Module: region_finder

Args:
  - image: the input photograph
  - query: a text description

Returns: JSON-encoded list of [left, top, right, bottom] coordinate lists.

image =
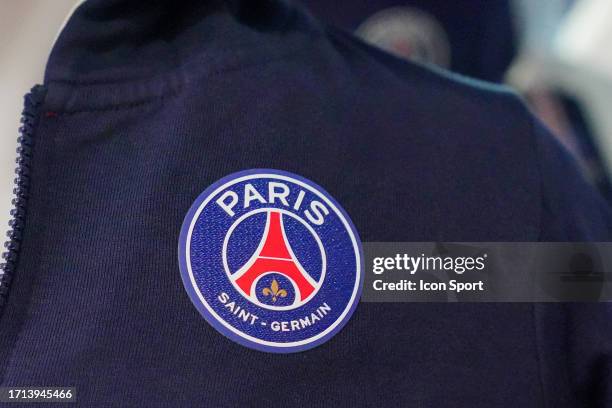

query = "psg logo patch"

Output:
[[178, 169, 363, 353]]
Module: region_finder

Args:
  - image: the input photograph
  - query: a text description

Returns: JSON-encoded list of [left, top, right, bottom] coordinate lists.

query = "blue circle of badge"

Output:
[[178, 169, 363, 353]]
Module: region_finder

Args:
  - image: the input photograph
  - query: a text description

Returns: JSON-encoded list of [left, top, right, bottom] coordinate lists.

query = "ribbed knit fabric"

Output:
[[0, 1, 611, 406]]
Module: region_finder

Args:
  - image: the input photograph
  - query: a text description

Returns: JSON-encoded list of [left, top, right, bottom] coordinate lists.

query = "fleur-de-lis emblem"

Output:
[[262, 279, 287, 303]]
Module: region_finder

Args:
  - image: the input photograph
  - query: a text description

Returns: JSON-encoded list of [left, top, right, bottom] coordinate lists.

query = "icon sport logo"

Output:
[[178, 169, 364, 353]]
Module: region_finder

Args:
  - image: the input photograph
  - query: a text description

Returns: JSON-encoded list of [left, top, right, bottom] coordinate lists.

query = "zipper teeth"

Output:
[[0, 85, 45, 313]]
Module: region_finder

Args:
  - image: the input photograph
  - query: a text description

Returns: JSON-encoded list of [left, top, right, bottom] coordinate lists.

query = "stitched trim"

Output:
[[0, 86, 46, 315]]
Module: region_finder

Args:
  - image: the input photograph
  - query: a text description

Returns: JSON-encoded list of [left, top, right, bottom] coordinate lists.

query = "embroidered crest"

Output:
[[178, 169, 363, 352]]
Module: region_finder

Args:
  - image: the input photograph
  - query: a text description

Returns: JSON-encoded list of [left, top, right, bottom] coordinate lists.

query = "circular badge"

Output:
[[178, 169, 363, 353]]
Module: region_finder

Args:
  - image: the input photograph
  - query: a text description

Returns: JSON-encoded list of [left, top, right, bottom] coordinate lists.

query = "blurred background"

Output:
[[306, 0, 612, 202], [1, 0, 612, 232]]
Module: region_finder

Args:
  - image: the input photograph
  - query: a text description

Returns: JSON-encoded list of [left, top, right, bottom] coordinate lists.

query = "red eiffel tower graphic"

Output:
[[233, 211, 316, 302]]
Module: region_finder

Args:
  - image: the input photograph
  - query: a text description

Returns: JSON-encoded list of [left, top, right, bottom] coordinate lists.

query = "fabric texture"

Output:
[[0, 0, 611, 406]]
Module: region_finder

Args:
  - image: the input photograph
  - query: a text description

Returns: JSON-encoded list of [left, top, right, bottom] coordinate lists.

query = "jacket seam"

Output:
[[528, 108, 549, 407]]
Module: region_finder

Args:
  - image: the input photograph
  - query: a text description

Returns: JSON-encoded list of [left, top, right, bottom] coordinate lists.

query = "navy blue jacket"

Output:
[[1, 1, 611, 406]]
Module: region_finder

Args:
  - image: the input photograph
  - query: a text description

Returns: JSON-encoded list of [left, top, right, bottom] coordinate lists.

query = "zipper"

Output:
[[0, 85, 46, 316]]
